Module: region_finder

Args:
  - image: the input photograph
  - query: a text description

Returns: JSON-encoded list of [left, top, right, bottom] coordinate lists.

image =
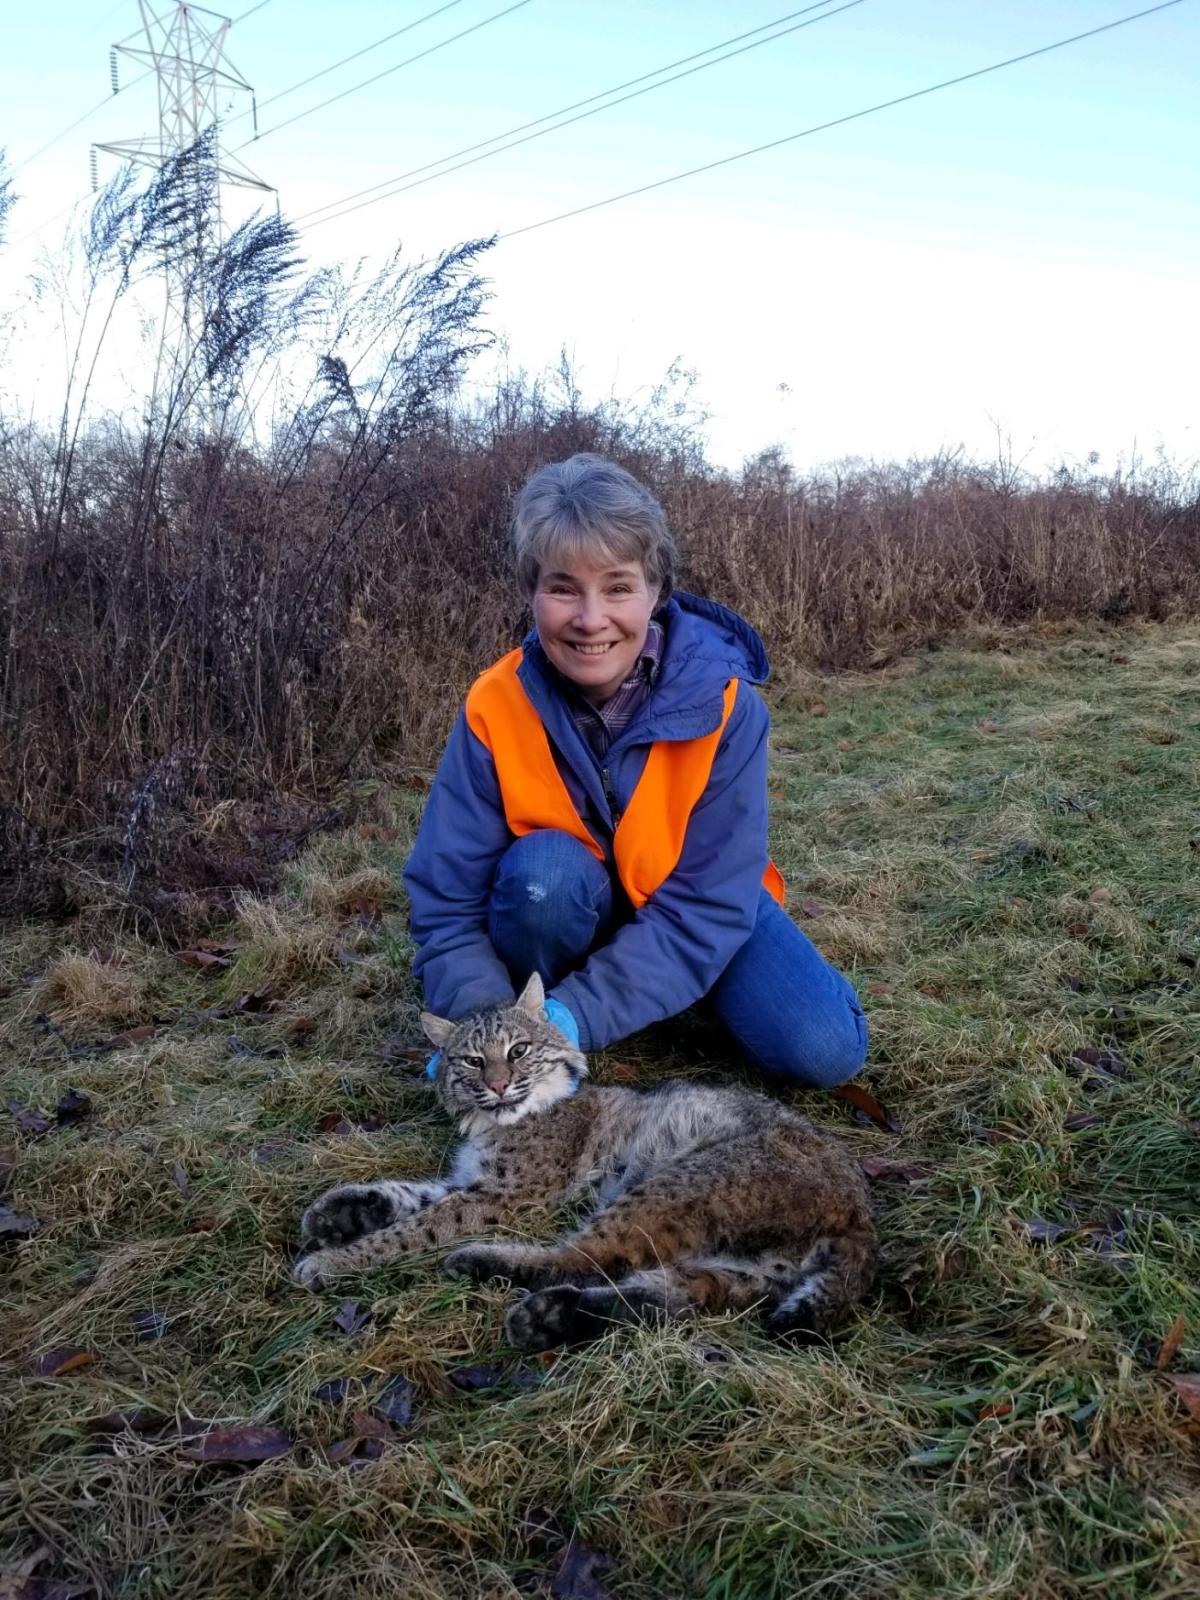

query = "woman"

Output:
[[404, 453, 867, 1087]]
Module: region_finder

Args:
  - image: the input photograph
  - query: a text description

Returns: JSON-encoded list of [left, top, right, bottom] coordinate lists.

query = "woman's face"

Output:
[[532, 553, 660, 708]]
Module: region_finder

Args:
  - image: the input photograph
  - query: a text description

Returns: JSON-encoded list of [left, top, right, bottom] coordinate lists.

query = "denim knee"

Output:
[[766, 997, 870, 1089], [489, 830, 614, 987]]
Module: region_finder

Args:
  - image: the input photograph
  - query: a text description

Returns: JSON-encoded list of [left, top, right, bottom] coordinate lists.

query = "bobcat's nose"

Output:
[[483, 1068, 511, 1095]]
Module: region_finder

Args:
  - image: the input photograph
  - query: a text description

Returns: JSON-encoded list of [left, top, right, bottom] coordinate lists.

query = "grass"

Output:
[[2, 624, 1198, 1599]]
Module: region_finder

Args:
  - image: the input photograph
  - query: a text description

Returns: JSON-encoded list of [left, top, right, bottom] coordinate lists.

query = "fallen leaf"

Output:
[[860, 1157, 925, 1183], [1168, 1375, 1200, 1422], [1157, 1312, 1188, 1372], [1022, 1219, 1069, 1245], [7, 1101, 53, 1137], [976, 719, 1000, 734], [935, 1243, 968, 1282], [181, 1425, 293, 1463], [100, 1025, 156, 1052], [978, 1400, 1012, 1422], [550, 1537, 617, 1600], [1111, 653, 1130, 665], [833, 1083, 901, 1134], [448, 1363, 506, 1391], [373, 1375, 416, 1425], [1089, 887, 1113, 904], [331, 1299, 372, 1338], [312, 1377, 365, 1405], [171, 1164, 188, 1193], [866, 982, 891, 996], [809, 701, 827, 717], [31, 1347, 96, 1376], [1064, 1110, 1105, 1132], [797, 897, 823, 919], [176, 949, 231, 971], [284, 1016, 319, 1038], [0, 1547, 92, 1600], [1061, 974, 1085, 992], [130, 1310, 168, 1342], [971, 1121, 1025, 1144], [53, 1090, 91, 1126], [969, 849, 997, 863], [1068, 1046, 1129, 1085], [326, 1409, 391, 1467], [0, 1206, 41, 1243], [252, 1140, 293, 1166], [233, 986, 277, 1014], [186, 1214, 220, 1233], [836, 738, 853, 752], [1068, 921, 1090, 939]]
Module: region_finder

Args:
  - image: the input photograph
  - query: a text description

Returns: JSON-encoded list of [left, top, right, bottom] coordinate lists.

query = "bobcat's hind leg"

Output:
[[504, 1257, 785, 1351], [767, 1229, 878, 1342]]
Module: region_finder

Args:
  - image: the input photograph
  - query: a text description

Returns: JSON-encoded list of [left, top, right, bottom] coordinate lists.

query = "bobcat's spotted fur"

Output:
[[295, 975, 876, 1349]]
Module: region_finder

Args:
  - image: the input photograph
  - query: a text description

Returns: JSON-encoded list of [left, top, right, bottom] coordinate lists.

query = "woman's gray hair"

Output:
[[512, 453, 677, 603]]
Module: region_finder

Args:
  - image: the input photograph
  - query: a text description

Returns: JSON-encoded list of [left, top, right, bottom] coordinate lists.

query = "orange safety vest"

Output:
[[466, 649, 786, 911]]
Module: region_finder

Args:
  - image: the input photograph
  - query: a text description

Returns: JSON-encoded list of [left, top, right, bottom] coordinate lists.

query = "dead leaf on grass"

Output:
[[99, 1025, 157, 1052], [860, 1157, 926, 1183], [1068, 922, 1090, 939], [331, 1299, 371, 1338], [833, 1083, 900, 1133], [176, 950, 231, 972], [604, 1062, 641, 1085], [186, 1214, 220, 1233], [0, 1546, 92, 1599], [550, 1537, 617, 1600], [31, 1347, 96, 1377], [181, 1425, 293, 1463], [866, 982, 890, 996], [1064, 1110, 1105, 1132], [448, 1363, 506, 1391], [130, 1310, 169, 1342], [1168, 1375, 1200, 1422], [285, 1016, 319, 1038], [233, 986, 277, 1014], [7, 1101, 53, 1137], [978, 1400, 1013, 1422], [975, 719, 1000, 733], [373, 1375, 417, 1424], [84, 1408, 171, 1436], [797, 898, 823, 919], [312, 1376, 365, 1405], [0, 1206, 41, 1243], [1157, 1312, 1188, 1372], [54, 1091, 91, 1126], [326, 1409, 391, 1467], [1021, 1219, 1070, 1245]]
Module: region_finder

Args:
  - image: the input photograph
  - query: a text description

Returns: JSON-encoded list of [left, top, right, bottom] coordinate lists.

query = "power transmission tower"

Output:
[[96, 1, 273, 425]]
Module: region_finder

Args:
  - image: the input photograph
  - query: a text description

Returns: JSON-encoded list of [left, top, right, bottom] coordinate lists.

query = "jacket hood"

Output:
[[521, 590, 769, 746]]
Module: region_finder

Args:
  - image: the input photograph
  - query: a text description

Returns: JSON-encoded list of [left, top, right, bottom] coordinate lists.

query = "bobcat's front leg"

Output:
[[294, 1182, 553, 1290]]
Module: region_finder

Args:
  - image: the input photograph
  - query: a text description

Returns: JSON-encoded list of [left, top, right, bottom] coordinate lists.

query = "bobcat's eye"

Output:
[[509, 1041, 529, 1061], [464, 1055, 485, 1071]]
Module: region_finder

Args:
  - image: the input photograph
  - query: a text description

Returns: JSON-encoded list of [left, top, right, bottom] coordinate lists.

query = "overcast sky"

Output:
[[2, 0, 1197, 470]]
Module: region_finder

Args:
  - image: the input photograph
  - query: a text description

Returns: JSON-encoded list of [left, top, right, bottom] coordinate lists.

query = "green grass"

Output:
[[2, 625, 1199, 1598]]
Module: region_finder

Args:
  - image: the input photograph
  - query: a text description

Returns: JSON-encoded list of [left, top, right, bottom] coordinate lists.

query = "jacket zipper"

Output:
[[600, 767, 622, 826]]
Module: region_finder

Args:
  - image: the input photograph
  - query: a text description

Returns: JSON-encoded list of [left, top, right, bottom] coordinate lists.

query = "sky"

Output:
[[1, 0, 1197, 471]]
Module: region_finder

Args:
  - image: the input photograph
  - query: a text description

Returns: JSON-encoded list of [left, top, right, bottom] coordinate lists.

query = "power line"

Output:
[[235, 0, 538, 151], [293, 0, 848, 228], [496, 0, 1185, 241], [227, 0, 472, 123]]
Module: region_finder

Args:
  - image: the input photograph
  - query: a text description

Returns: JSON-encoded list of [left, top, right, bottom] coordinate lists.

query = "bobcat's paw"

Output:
[[505, 1285, 587, 1351], [293, 1247, 338, 1291], [443, 1242, 526, 1283], [301, 1180, 434, 1248]]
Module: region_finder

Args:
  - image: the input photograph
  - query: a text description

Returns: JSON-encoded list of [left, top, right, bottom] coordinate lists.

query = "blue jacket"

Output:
[[403, 591, 772, 1051]]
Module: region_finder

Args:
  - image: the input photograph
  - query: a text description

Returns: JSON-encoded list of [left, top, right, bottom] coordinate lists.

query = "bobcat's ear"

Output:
[[420, 1011, 455, 1049], [516, 972, 545, 1015]]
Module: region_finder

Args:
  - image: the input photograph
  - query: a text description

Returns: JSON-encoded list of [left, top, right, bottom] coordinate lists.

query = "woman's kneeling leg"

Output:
[[708, 890, 869, 1088], [489, 830, 616, 991]]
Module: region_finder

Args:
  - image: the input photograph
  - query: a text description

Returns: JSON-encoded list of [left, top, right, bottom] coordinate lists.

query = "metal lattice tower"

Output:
[[96, 2, 272, 418]]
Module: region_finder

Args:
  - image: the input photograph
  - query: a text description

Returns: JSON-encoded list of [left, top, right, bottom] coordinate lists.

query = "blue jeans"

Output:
[[489, 829, 868, 1089]]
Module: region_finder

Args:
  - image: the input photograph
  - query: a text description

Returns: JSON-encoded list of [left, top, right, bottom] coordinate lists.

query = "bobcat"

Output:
[[294, 975, 877, 1350]]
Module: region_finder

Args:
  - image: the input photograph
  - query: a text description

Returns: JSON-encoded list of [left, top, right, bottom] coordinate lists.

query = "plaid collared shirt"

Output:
[[561, 619, 664, 760]]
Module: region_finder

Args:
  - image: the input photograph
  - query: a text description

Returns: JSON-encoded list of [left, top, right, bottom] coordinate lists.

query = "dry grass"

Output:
[[2, 625, 1199, 1599]]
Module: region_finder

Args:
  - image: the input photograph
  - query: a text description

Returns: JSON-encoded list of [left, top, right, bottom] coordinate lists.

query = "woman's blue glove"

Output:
[[424, 995, 580, 1080], [543, 995, 580, 1045]]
